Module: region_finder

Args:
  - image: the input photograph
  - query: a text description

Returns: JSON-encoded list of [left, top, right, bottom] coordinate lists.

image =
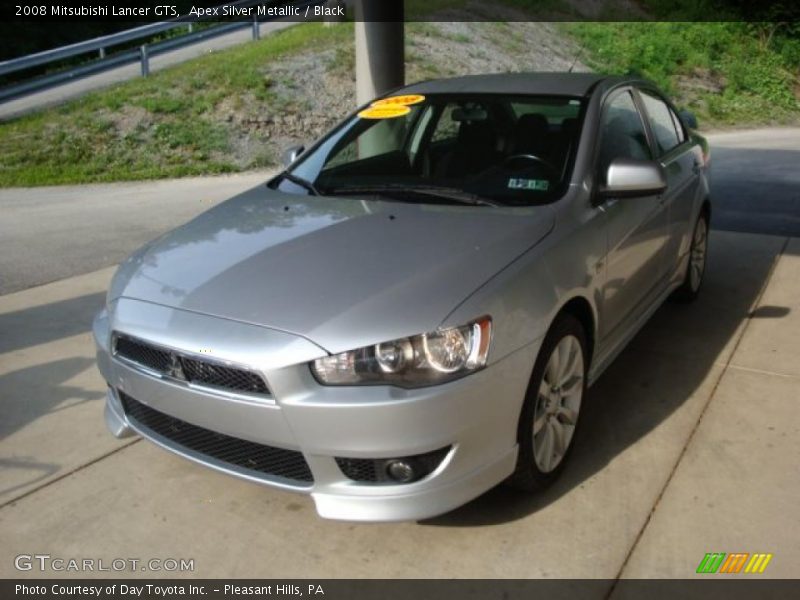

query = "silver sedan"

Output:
[[94, 73, 710, 521]]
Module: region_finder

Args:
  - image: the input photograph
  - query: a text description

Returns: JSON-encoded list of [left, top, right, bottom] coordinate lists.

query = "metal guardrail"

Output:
[[0, 0, 327, 103]]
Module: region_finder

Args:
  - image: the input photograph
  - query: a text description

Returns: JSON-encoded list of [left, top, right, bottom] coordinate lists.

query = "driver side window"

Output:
[[598, 91, 651, 181]]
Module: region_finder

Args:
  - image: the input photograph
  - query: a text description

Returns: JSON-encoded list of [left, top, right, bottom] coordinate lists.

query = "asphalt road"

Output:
[[709, 128, 800, 237], [0, 22, 294, 121], [0, 171, 275, 295], [2, 128, 798, 296]]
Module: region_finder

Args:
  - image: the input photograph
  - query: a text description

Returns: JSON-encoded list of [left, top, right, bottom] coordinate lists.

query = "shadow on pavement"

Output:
[[0, 356, 104, 442], [0, 457, 61, 498], [424, 230, 788, 526], [0, 292, 105, 354]]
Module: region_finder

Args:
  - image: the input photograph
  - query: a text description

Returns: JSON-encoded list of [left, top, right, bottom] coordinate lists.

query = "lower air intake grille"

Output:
[[335, 447, 450, 484], [336, 457, 382, 482], [120, 392, 313, 484]]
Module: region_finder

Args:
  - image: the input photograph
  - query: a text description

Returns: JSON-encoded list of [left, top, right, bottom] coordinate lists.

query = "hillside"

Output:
[[0, 18, 797, 187]]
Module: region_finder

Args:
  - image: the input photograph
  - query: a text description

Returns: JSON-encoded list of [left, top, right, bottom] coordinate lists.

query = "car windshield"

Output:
[[275, 93, 585, 206]]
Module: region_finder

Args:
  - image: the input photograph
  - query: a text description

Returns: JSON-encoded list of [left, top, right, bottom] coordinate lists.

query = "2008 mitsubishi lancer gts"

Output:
[[94, 72, 710, 521]]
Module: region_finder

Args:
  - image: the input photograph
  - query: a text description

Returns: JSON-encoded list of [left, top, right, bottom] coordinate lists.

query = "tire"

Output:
[[671, 210, 709, 303], [507, 313, 588, 492]]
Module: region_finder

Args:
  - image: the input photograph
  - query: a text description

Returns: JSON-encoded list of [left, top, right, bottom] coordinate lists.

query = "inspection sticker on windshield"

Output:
[[371, 94, 426, 107], [508, 178, 549, 191], [358, 105, 412, 119]]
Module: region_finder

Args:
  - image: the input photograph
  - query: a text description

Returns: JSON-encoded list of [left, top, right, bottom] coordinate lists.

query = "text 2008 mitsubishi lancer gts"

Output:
[[94, 73, 710, 521]]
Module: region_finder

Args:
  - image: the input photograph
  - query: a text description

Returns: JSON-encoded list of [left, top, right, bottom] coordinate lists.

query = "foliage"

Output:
[[567, 22, 800, 126]]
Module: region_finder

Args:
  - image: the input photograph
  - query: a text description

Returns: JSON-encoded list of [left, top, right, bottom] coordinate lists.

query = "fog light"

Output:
[[386, 460, 416, 483], [335, 446, 451, 484]]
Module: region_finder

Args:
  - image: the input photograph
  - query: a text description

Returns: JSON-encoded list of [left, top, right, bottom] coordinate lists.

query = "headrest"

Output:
[[457, 121, 497, 146], [516, 113, 549, 138]]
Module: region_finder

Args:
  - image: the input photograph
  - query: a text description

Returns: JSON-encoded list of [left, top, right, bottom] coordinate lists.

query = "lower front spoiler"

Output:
[[103, 387, 518, 521], [312, 448, 518, 522]]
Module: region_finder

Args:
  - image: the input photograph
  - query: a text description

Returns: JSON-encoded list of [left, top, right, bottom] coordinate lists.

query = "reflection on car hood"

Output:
[[111, 185, 555, 354]]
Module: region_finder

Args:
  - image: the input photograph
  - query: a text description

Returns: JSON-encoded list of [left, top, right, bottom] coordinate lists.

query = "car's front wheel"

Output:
[[507, 313, 587, 491]]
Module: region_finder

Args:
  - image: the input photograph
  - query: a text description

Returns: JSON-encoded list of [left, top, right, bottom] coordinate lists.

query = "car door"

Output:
[[597, 88, 670, 350], [635, 88, 700, 275]]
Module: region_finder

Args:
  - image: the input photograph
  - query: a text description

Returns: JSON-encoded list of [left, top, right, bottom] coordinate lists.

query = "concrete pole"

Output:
[[354, 0, 404, 106], [323, 0, 346, 27]]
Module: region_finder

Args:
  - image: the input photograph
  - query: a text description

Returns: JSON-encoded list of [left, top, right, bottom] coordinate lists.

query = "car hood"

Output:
[[111, 185, 554, 354]]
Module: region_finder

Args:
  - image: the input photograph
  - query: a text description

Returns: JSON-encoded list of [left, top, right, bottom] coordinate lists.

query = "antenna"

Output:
[[568, 42, 586, 73]]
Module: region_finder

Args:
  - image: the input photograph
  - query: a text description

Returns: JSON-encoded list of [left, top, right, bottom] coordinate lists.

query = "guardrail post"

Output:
[[252, 16, 260, 40], [140, 44, 149, 77], [187, 23, 194, 33], [98, 48, 106, 59]]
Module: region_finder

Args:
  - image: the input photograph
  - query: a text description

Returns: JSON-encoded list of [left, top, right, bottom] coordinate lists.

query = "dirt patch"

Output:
[[104, 105, 152, 139]]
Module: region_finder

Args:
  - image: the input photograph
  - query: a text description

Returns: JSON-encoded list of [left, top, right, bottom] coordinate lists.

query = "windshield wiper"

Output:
[[325, 184, 500, 207], [280, 171, 321, 196]]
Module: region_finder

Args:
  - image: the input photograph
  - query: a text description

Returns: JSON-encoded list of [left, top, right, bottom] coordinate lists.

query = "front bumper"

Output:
[[94, 300, 538, 521]]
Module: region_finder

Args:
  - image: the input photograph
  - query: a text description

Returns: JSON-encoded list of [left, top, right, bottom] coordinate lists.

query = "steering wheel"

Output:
[[503, 153, 558, 173]]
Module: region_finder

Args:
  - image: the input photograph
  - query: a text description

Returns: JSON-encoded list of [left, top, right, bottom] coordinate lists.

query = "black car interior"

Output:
[[312, 97, 583, 201]]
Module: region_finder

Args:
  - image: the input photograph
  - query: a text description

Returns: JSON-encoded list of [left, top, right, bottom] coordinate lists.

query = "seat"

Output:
[[510, 113, 551, 158], [435, 121, 502, 179]]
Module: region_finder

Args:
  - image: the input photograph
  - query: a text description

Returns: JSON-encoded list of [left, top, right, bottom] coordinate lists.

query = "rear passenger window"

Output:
[[640, 91, 681, 154], [598, 90, 651, 177]]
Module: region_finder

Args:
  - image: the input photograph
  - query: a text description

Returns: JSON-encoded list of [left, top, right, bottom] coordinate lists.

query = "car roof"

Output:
[[398, 72, 629, 98]]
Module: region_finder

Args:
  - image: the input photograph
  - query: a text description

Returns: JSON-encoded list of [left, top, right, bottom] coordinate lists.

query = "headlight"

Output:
[[311, 317, 492, 388]]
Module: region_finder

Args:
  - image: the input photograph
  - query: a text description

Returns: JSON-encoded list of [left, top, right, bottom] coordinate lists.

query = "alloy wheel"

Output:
[[532, 334, 584, 473]]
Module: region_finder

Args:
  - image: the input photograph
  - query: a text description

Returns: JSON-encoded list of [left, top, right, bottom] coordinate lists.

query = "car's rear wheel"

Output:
[[672, 211, 709, 302], [507, 313, 587, 491]]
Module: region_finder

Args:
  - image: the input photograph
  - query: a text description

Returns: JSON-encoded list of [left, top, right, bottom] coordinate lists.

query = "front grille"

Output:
[[120, 392, 313, 484], [113, 334, 269, 396], [114, 335, 172, 372]]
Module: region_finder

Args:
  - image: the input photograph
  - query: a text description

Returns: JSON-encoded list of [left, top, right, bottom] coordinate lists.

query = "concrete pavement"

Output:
[[619, 237, 800, 580], [1, 229, 797, 580]]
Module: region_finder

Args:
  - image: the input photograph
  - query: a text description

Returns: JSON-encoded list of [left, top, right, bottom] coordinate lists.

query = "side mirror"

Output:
[[282, 144, 305, 168], [679, 109, 698, 130], [599, 158, 667, 198]]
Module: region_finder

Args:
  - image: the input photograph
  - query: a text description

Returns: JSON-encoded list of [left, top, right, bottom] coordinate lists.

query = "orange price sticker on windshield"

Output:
[[358, 105, 412, 119], [371, 94, 426, 107]]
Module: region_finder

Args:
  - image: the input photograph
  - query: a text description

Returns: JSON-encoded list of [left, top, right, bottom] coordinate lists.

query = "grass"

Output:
[[0, 22, 352, 187], [565, 22, 800, 128]]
